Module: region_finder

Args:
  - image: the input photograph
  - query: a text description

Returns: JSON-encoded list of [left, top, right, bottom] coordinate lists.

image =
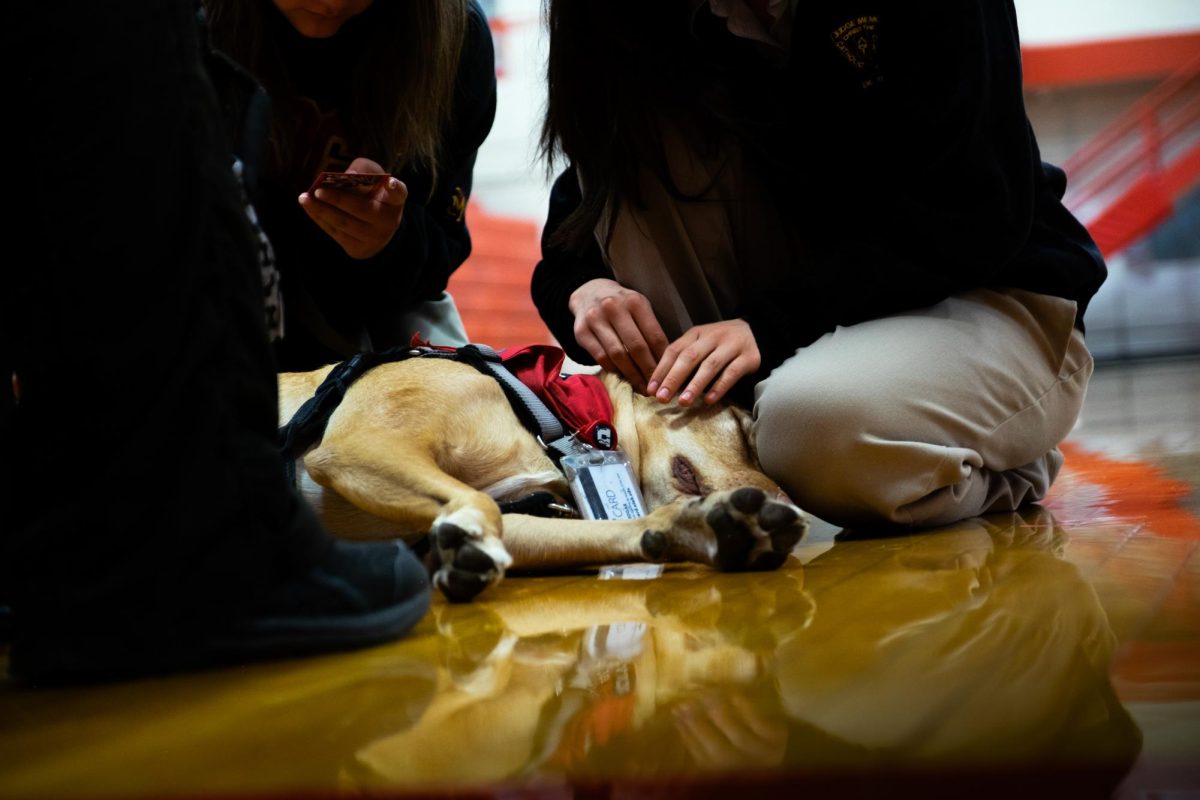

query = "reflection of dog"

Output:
[[278, 358, 807, 601], [350, 570, 813, 783]]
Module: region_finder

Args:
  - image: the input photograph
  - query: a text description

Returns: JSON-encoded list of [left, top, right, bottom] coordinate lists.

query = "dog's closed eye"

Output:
[[672, 455, 708, 496]]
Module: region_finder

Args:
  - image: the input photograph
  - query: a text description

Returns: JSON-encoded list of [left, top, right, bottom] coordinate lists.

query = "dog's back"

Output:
[[279, 359, 566, 538]]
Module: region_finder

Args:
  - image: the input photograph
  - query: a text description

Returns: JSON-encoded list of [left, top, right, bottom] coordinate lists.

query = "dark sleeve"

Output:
[[362, 2, 498, 330], [530, 166, 614, 364], [739, 1, 1043, 373]]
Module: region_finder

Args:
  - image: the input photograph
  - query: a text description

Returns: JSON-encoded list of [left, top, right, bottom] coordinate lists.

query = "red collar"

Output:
[[498, 344, 617, 450]]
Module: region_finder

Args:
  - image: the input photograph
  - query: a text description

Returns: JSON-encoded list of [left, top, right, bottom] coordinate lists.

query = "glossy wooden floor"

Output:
[[1, 358, 1197, 799]]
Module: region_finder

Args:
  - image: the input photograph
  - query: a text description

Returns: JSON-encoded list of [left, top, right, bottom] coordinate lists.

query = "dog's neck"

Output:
[[601, 372, 644, 480]]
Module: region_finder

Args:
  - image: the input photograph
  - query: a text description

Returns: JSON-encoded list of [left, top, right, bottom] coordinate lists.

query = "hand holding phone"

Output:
[[298, 158, 408, 260], [306, 171, 390, 195]]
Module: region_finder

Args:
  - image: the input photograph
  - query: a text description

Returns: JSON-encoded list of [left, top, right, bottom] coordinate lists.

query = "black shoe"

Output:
[[6, 536, 430, 686], [205, 538, 431, 660]]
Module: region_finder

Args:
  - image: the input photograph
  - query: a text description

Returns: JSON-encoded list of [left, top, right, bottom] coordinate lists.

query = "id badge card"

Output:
[[561, 450, 647, 521]]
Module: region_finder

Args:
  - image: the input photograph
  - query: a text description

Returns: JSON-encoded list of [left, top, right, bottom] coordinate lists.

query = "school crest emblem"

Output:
[[830, 15, 882, 88]]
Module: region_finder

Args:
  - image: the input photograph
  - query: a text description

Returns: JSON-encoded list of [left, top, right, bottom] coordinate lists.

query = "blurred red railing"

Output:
[[448, 205, 554, 349], [1062, 53, 1200, 256]]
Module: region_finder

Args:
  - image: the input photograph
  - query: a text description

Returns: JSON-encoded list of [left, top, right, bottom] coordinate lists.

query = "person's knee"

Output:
[[752, 376, 986, 527], [752, 377, 878, 505]]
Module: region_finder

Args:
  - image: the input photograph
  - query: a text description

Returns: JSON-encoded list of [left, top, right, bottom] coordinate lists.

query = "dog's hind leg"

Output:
[[303, 440, 513, 602]]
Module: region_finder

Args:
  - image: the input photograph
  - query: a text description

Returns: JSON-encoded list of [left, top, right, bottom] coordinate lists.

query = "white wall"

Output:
[[471, 0, 551, 222], [1013, 0, 1200, 45]]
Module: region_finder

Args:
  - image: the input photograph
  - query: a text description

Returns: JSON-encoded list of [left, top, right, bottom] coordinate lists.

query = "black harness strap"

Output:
[[278, 343, 590, 489], [453, 345, 568, 450]]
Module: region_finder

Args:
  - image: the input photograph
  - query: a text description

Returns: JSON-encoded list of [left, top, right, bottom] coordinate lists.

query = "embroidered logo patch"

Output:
[[447, 187, 467, 222], [830, 15, 882, 88]]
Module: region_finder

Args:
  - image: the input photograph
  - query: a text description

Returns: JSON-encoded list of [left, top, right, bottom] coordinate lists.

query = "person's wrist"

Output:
[[568, 281, 595, 315]]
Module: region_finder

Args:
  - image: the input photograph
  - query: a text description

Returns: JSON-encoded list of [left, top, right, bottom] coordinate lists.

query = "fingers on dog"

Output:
[[702, 353, 757, 405], [650, 334, 708, 404], [576, 308, 644, 387]]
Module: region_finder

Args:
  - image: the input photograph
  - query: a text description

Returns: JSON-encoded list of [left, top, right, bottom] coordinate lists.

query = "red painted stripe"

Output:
[[1049, 442, 1200, 539], [1022, 31, 1200, 88]]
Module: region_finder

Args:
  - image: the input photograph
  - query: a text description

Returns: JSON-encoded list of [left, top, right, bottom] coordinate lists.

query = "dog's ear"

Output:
[[728, 404, 758, 460]]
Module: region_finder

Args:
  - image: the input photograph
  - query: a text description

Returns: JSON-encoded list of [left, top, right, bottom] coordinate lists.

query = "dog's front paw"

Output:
[[642, 488, 807, 571], [430, 508, 513, 602], [707, 487, 807, 571]]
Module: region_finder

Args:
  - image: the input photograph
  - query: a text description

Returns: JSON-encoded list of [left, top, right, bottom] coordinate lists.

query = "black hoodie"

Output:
[[532, 1, 1106, 379]]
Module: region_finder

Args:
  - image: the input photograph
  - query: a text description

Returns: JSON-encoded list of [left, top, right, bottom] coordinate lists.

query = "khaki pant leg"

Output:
[[752, 288, 1094, 527]]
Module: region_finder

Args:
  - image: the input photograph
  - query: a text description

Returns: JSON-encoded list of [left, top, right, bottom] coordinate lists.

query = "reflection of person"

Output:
[[2, 0, 430, 684], [576, 510, 1139, 787], [204, 0, 497, 369], [773, 508, 1142, 780], [533, 1, 1105, 528]]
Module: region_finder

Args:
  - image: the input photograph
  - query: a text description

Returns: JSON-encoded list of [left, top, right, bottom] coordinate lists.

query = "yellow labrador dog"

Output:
[[278, 355, 806, 602]]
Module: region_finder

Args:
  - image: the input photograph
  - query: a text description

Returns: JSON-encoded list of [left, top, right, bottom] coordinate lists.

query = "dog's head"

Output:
[[600, 372, 783, 509]]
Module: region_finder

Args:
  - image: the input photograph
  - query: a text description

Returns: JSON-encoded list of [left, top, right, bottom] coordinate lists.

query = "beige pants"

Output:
[[597, 134, 1094, 528], [752, 289, 1091, 527]]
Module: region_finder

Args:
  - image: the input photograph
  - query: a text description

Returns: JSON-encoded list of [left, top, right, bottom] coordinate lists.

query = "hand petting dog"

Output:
[[569, 279, 760, 406], [648, 319, 760, 408], [569, 278, 669, 394]]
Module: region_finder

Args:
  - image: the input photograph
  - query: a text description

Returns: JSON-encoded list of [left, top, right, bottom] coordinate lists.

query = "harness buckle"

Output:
[[538, 431, 593, 454]]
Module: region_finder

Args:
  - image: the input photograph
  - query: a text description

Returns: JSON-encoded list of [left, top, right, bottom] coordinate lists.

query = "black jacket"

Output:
[[532, 1, 1106, 377], [236, 3, 497, 370]]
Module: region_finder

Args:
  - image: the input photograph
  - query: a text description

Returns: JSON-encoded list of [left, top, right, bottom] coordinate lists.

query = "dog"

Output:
[[278, 353, 807, 602]]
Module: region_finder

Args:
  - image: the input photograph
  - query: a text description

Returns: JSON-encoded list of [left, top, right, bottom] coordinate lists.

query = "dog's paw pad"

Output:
[[770, 525, 805, 554], [730, 487, 766, 514], [706, 505, 754, 571], [641, 529, 669, 560], [763, 500, 806, 553], [454, 542, 496, 573], [430, 508, 511, 602], [691, 489, 807, 573], [759, 502, 799, 532], [434, 521, 469, 553], [435, 567, 493, 603]]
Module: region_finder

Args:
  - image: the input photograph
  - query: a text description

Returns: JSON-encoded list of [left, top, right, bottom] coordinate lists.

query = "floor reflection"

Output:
[[777, 509, 1141, 774], [0, 513, 1170, 797], [352, 563, 813, 786], [339, 508, 1142, 793]]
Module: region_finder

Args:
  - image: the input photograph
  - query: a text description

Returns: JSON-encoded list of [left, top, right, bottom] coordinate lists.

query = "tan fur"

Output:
[[278, 359, 807, 601]]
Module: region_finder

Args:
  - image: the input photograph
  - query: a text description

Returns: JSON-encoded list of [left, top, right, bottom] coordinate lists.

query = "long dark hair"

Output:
[[539, 1, 744, 251], [204, 0, 466, 177]]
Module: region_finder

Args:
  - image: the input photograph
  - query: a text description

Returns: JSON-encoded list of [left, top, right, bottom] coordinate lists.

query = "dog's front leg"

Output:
[[497, 512, 664, 569], [500, 487, 806, 571]]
